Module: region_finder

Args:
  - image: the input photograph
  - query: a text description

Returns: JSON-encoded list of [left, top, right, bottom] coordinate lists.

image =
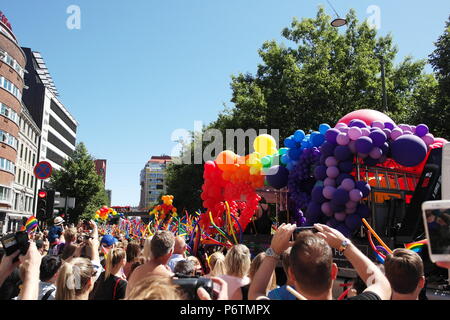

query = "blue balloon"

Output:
[[311, 133, 325, 147], [319, 124, 331, 135], [284, 136, 296, 148], [281, 154, 290, 165], [279, 147, 289, 156], [288, 147, 302, 161], [301, 140, 312, 149], [294, 130, 306, 142]]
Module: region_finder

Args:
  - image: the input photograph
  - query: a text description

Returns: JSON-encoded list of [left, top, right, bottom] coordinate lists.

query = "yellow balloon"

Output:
[[253, 134, 277, 157], [246, 152, 262, 166], [270, 147, 278, 155]]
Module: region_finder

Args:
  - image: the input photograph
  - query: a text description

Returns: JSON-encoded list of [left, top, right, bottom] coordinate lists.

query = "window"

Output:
[[17, 169, 21, 183], [0, 77, 21, 99], [0, 51, 24, 78], [0, 186, 11, 203], [26, 173, 29, 188], [28, 149, 32, 165], [0, 158, 15, 174], [24, 147, 28, 162], [20, 143, 23, 159], [0, 103, 18, 124], [0, 130, 17, 149]]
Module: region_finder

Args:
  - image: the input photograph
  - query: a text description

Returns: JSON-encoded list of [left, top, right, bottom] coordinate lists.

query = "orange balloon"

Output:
[[216, 151, 237, 172]]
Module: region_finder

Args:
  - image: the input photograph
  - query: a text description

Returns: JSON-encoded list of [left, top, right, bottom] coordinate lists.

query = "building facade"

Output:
[[8, 106, 40, 232], [21, 48, 78, 173], [0, 14, 27, 234], [94, 159, 106, 185], [139, 156, 172, 210]]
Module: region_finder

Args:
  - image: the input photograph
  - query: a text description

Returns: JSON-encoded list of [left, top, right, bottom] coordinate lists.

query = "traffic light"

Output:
[[36, 189, 60, 220], [36, 189, 47, 220]]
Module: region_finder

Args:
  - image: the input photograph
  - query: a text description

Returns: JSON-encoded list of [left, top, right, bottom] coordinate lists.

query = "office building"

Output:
[[139, 156, 172, 210]]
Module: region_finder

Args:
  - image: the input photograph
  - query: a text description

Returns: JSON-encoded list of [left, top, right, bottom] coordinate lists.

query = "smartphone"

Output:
[[291, 226, 318, 241], [422, 200, 450, 262]]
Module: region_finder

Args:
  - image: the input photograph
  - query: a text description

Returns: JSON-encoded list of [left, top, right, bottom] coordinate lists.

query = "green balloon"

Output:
[[278, 148, 289, 156], [261, 156, 273, 168]]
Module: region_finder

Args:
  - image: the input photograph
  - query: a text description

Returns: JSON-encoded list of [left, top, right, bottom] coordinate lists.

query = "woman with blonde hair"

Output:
[[240, 252, 277, 300], [55, 258, 99, 300], [206, 251, 226, 277], [93, 248, 127, 300], [142, 236, 153, 261], [218, 244, 251, 299], [126, 275, 184, 300]]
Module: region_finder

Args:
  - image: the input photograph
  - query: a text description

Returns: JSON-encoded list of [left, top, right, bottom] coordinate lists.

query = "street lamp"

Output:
[[327, 0, 347, 28]]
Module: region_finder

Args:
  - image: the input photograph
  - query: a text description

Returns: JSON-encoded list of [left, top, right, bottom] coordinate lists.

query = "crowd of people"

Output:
[[0, 215, 449, 301]]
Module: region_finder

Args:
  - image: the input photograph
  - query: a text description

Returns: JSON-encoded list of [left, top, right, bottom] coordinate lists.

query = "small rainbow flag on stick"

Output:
[[24, 216, 38, 233], [405, 239, 428, 253]]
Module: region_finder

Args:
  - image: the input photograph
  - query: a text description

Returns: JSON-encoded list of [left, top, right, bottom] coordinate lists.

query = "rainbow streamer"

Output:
[[404, 239, 428, 253]]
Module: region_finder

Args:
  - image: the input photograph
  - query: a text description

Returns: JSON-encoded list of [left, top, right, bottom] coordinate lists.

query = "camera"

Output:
[[172, 274, 217, 300], [0, 231, 29, 261]]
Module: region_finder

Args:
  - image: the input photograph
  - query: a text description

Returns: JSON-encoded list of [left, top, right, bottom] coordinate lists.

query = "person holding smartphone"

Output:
[[249, 223, 391, 300]]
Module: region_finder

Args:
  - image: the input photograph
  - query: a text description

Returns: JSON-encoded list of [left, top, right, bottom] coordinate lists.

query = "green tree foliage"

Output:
[[423, 15, 450, 139], [166, 7, 444, 211], [50, 143, 108, 223]]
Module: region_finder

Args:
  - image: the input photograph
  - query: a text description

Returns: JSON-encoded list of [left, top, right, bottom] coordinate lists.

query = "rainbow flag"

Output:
[[25, 216, 38, 233], [405, 239, 428, 253]]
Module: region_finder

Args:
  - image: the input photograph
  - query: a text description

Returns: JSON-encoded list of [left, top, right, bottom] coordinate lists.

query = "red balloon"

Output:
[[337, 109, 395, 126]]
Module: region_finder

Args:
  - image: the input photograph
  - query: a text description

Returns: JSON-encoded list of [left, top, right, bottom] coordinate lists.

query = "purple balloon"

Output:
[[314, 165, 328, 180], [327, 218, 340, 228], [323, 186, 336, 200], [341, 178, 355, 191], [321, 202, 333, 217], [371, 121, 385, 130], [325, 128, 340, 144], [391, 135, 428, 167], [335, 123, 348, 129], [345, 200, 358, 209], [355, 136, 373, 154], [355, 181, 371, 198], [312, 186, 326, 203], [348, 140, 357, 153], [369, 130, 387, 147], [336, 173, 353, 186], [345, 214, 362, 230], [333, 189, 350, 205], [357, 152, 368, 159], [345, 207, 357, 214], [334, 145, 352, 161], [320, 142, 336, 157], [349, 119, 367, 129], [339, 160, 354, 173], [361, 127, 371, 137], [306, 202, 322, 220], [356, 204, 370, 219], [324, 178, 336, 187], [330, 202, 345, 213], [384, 122, 395, 130], [382, 128, 392, 139], [348, 127, 362, 141], [266, 165, 289, 189], [422, 133, 435, 146], [326, 166, 340, 179], [325, 156, 338, 167], [369, 147, 383, 159], [390, 128, 403, 140], [349, 189, 363, 202], [415, 124, 429, 137], [336, 132, 350, 145], [335, 224, 352, 238], [335, 212, 347, 222]]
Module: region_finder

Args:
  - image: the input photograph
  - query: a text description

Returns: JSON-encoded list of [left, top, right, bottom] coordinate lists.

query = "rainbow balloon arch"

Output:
[[197, 109, 448, 246]]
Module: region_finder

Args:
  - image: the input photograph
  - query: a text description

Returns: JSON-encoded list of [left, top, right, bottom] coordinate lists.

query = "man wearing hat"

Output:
[[48, 217, 64, 248]]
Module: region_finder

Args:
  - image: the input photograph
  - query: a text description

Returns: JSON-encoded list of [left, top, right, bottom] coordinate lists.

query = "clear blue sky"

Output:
[[2, 1, 449, 206]]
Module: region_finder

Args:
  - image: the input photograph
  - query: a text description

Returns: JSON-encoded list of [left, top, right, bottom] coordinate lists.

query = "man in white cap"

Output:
[[48, 217, 64, 248]]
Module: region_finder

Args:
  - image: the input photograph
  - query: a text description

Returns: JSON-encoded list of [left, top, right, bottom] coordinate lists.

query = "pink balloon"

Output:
[[326, 166, 340, 179], [361, 128, 371, 137], [345, 201, 358, 209], [321, 202, 333, 216], [391, 128, 403, 140], [348, 127, 362, 141], [325, 156, 338, 167], [337, 109, 395, 126], [336, 133, 350, 146], [349, 189, 363, 202], [324, 178, 336, 187], [335, 212, 347, 221], [369, 147, 383, 159], [323, 186, 336, 200], [371, 121, 385, 130], [335, 123, 348, 129]]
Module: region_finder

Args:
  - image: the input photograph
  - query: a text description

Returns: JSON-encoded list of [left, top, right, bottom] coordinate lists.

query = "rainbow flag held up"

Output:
[[405, 239, 428, 253], [24, 216, 38, 233]]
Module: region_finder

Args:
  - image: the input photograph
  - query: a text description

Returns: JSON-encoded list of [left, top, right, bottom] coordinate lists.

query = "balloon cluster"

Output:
[[330, 120, 436, 168], [149, 195, 178, 221], [95, 206, 122, 222], [287, 147, 321, 225], [200, 160, 261, 233], [282, 125, 329, 170]]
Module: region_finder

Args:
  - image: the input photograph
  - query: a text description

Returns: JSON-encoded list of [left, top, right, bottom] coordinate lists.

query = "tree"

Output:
[[50, 143, 108, 223], [425, 15, 450, 139]]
